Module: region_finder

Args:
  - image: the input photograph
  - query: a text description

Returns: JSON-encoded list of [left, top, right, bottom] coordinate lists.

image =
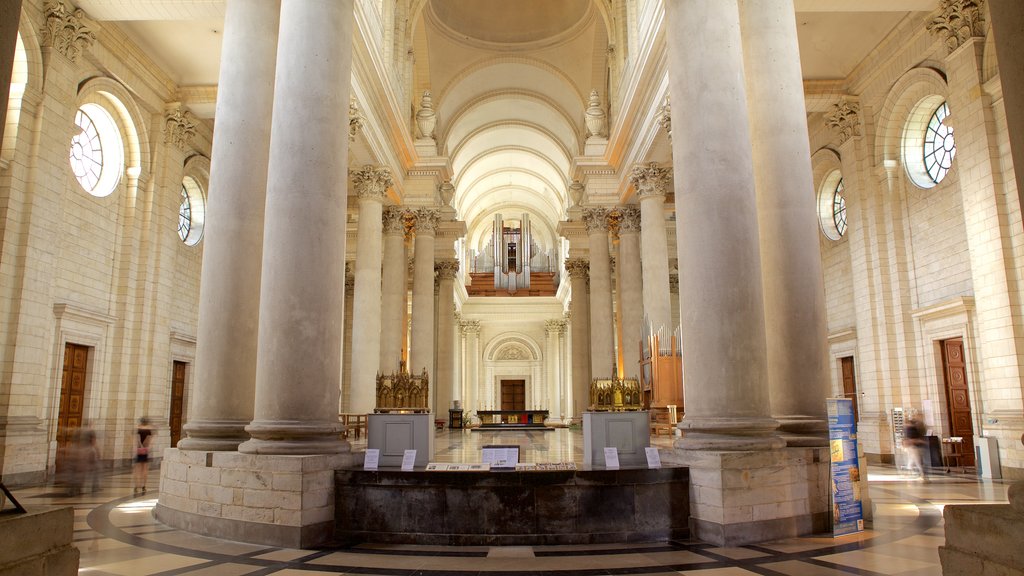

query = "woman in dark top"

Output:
[[133, 417, 153, 494]]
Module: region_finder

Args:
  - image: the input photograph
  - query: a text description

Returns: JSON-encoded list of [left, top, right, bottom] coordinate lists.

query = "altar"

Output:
[[475, 409, 550, 430]]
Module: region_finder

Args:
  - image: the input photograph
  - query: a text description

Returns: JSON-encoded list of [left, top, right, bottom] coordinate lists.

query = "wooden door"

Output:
[[941, 338, 975, 466], [170, 361, 187, 447], [840, 356, 858, 423], [57, 343, 89, 473], [500, 380, 525, 411]]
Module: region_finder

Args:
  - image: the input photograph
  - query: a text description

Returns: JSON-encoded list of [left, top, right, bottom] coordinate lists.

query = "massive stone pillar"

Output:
[[630, 163, 673, 337], [378, 207, 407, 373], [181, 0, 280, 451], [348, 166, 392, 414], [739, 0, 829, 446], [240, 0, 353, 455], [584, 209, 615, 377], [434, 258, 459, 414], [0, 0, 21, 145], [617, 207, 644, 380], [565, 258, 591, 419], [409, 209, 440, 379], [988, 0, 1024, 220], [665, 0, 779, 451]]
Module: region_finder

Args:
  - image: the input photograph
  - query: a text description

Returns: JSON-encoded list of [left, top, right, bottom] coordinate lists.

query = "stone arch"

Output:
[[874, 66, 950, 170], [484, 333, 541, 362], [75, 76, 151, 184]]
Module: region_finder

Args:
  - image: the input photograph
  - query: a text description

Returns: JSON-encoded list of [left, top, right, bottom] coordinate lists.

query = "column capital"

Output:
[[618, 206, 641, 233], [629, 162, 671, 199], [412, 208, 441, 235], [825, 97, 861, 146], [564, 257, 590, 280], [345, 261, 355, 291], [164, 105, 197, 151], [545, 319, 567, 334], [435, 258, 459, 280], [349, 95, 364, 141], [382, 206, 407, 234], [927, 0, 986, 54], [352, 165, 393, 201], [657, 96, 672, 141], [582, 207, 609, 233], [460, 319, 481, 335], [41, 1, 95, 63]]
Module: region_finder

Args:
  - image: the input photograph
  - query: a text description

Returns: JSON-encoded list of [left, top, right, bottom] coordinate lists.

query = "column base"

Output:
[[156, 448, 353, 548], [178, 419, 251, 451], [675, 416, 785, 451], [239, 420, 347, 455], [940, 490, 1024, 575], [775, 415, 829, 447], [664, 446, 831, 547]]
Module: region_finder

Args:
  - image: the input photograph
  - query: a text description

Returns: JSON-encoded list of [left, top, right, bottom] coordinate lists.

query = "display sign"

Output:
[[363, 448, 380, 471], [401, 449, 417, 471], [425, 463, 490, 471], [482, 445, 520, 468], [645, 447, 662, 469], [603, 447, 620, 469], [828, 398, 864, 537]]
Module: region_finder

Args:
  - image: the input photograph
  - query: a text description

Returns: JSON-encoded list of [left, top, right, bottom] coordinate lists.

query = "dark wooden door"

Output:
[[170, 361, 187, 447], [840, 356, 858, 423], [941, 338, 975, 466], [500, 380, 525, 411], [57, 343, 89, 473]]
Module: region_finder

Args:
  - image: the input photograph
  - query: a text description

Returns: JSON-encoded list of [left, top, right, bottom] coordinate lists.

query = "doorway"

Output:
[[840, 356, 858, 423], [57, 343, 89, 474], [170, 361, 187, 447], [500, 379, 525, 411], [940, 338, 975, 466]]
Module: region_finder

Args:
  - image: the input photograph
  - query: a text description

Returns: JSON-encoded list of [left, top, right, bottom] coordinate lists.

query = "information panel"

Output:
[[827, 397, 864, 537]]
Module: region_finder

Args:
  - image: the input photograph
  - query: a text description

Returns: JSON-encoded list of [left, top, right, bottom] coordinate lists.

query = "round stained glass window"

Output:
[[923, 101, 955, 184], [68, 103, 124, 197], [832, 179, 847, 238]]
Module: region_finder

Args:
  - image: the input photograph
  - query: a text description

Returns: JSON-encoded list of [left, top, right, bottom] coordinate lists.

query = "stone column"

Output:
[[565, 258, 591, 419], [987, 0, 1024, 225], [739, 0, 829, 446], [665, 0, 780, 450], [341, 262, 355, 411], [461, 320, 481, 414], [434, 258, 459, 414], [617, 206, 644, 380], [0, 0, 21, 144], [630, 163, 673, 337], [378, 207, 407, 373], [584, 209, 615, 378], [240, 0, 353, 455], [545, 319, 565, 420], [409, 209, 440, 378], [348, 166, 392, 414], [181, 0, 280, 451]]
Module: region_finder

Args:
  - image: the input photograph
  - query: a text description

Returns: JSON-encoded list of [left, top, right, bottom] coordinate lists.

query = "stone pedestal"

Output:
[[156, 448, 353, 548], [0, 507, 78, 576], [583, 411, 651, 467], [366, 413, 432, 467], [940, 499, 1024, 575], [664, 447, 830, 546]]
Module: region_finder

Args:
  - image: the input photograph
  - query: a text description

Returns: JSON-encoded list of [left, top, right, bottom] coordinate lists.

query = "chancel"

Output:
[[1, 0, 1023, 575]]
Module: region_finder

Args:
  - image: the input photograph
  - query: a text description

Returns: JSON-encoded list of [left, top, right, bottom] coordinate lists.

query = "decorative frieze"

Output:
[[564, 257, 590, 280], [927, 0, 986, 54], [41, 1, 95, 63], [352, 165, 393, 201], [825, 98, 861, 145], [164, 107, 197, 151], [582, 208, 609, 233], [434, 258, 460, 280], [412, 208, 441, 234], [629, 162, 670, 199]]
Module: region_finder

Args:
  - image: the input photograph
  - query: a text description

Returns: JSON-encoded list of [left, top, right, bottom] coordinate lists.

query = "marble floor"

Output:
[[6, 428, 1011, 575]]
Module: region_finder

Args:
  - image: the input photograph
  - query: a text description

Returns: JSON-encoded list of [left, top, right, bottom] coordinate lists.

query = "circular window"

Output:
[[178, 176, 206, 246], [902, 96, 955, 189], [69, 103, 124, 197], [817, 170, 846, 241]]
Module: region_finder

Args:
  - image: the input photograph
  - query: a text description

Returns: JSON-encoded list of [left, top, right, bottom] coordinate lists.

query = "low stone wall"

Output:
[[940, 483, 1024, 575], [335, 466, 690, 545], [0, 507, 78, 576], [155, 448, 353, 548]]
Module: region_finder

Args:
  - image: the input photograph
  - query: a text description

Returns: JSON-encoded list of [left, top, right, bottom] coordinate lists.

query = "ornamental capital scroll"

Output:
[[434, 258, 460, 280], [582, 208, 609, 233], [825, 98, 861, 145], [164, 107, 197, 151], [629, 162, 670, 199], [352, 165, 393, 201], [564, 257, 590, 280], [41, 1, 95, 63], [927, 0, 986, 54]]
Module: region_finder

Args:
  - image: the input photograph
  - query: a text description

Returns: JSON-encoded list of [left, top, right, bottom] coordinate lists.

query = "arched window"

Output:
[[178, 176, 206, 246], [902, 96, 955, 188], [69, 102, 124, 197], [817, 169, 846, 241]]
